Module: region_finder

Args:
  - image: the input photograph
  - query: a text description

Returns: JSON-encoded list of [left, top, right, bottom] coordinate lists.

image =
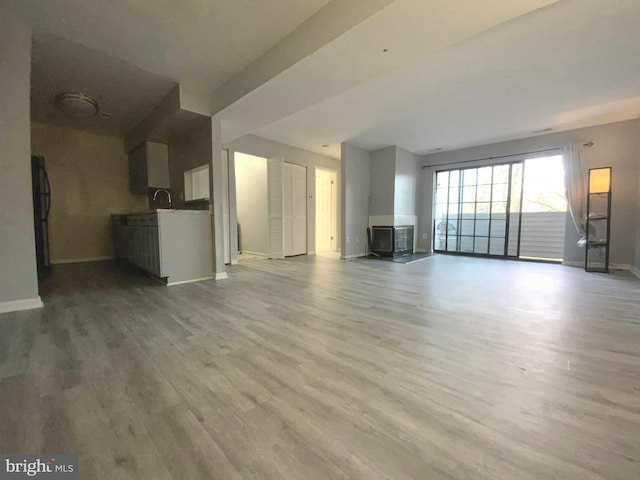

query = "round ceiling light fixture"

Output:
[[54, 92, 100, 118]]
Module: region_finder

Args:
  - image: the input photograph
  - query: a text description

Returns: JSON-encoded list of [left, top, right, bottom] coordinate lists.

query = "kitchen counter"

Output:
[[112, 208, 211, 216], [112, 210, 213, 285]]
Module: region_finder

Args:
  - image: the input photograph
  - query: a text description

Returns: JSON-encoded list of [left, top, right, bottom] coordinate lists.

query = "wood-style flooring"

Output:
[[1, 255, 639, 479]]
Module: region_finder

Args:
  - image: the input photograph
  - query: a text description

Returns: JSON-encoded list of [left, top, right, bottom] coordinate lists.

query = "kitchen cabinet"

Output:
[[126, 213, 161, 276], [128, 141, 170, 194], [112, 210, 213, 285]]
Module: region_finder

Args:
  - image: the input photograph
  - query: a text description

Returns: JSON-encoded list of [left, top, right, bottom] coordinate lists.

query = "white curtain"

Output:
[[562, 144, 588, 247]]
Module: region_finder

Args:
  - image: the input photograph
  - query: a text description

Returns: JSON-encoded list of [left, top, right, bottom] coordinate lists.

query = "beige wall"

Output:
[[235, 152, 268, 255], [31, 122, 147, 264]]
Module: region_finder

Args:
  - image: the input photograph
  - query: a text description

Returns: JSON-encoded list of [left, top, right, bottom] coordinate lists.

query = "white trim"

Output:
[[563, 260, 631, 271], [562, 261, 583, 268], [167, 276, 213, 286], [0, 296, 44, 314], [239, 251, 268, 257], [341, 252, 367, 260], [630, 266, 640, 279], [215, 272, 229, 280], [308, 250, 316, 255], [415, 248, 429, 253], [230, 259, 239, 265], [612, 263, 631, 271], [51, 256, 114, 265]]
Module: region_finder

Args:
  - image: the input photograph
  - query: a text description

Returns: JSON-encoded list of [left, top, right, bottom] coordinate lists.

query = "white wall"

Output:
[[31, 122, 147, 264], [341, 143, 371, 258], [419, 119, 640, 266], [235, 152, 268, 255], [0, 15, 41, 310], [225, 134, 340, 255]]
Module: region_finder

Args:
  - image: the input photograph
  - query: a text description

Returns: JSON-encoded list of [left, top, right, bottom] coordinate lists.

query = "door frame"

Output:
[[315, 166, 338, 253]]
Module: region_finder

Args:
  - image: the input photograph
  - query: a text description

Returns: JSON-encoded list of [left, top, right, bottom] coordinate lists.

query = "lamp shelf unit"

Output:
[[585, 167, 611, 273]]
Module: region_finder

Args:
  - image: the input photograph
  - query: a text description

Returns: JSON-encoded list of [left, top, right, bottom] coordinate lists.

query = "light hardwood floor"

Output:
[[1, 255, 639, 479]]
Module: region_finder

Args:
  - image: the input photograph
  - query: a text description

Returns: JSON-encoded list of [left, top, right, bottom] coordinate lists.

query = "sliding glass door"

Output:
[[434, 162, 524, 257], [434, 155, 567, 261]]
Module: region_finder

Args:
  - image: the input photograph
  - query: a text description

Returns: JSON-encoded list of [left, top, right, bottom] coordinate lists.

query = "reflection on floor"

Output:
[[237, 252, 268, 262], [315, 251, 340, 259]]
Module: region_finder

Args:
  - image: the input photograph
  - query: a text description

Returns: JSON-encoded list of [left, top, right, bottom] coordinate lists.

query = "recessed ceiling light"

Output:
[[382, 48, 389, 53], [322, 144, 329, 148], [531, 127, 553, 134], [54, 92, 100, 118]]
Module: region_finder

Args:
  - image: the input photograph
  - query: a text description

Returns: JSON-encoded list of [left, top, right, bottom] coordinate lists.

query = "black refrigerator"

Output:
[[31, 156, 51, 272]]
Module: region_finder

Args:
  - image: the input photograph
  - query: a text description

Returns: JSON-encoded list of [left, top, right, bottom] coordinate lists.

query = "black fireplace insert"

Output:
[[371, 225, 414, 257]]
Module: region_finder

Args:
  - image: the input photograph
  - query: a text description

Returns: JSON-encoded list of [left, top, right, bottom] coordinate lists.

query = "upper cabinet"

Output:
[[128, 141, 169, 194]]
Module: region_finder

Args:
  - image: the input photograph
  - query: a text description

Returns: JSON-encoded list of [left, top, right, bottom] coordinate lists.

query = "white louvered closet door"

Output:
[[267, 158, 285, 259], [284, 163, 307, 256]]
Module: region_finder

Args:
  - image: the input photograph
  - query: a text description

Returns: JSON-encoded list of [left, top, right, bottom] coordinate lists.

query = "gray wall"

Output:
[[234, 152, 268, 255], [0, 14, 40, 306], [341, 143, 371, 258], [419, 119, 640, 266], [225, 134, 340, 254], [394, 146, 419, 217], [369, 146, 395, 216]]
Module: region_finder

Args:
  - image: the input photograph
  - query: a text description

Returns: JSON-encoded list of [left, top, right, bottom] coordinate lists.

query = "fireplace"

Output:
[[371, 225, 414, 257]]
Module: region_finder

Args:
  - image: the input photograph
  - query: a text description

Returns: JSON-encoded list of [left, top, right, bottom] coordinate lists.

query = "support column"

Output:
[[210, 116, 228, 279]]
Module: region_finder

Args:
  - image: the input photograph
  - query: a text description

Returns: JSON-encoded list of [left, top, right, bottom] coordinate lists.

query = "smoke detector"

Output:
[[54, 92, 100, 118]]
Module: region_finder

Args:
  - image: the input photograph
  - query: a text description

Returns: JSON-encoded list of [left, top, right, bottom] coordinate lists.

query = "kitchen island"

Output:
[[112, 209, 213, 285]]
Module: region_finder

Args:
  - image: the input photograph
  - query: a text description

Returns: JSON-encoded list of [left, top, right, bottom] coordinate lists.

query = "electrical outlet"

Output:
[[422, 233, 428, 240]]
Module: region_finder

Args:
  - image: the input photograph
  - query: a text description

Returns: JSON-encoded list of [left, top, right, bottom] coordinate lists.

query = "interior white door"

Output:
[[267, 158, 285, 259], [315, 168, 337, 253], [221, 149, 230, 264]]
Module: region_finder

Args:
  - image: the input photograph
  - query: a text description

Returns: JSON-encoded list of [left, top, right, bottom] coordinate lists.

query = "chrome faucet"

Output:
[[153, 188, 172, 208]]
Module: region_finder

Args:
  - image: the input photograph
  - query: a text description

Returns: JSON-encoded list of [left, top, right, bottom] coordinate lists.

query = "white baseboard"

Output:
[[630, 266, 640, 279], [563, 260, 631, 271], [0, 296, 44, 314], [239, 251, 268, 257], [613, 263, 631, 271], [51, 256, 114, 265], [341, 252, 367, 260], [167, 276, 213, 286], [230, 259, 239, 265], [562, 261, 583, 268], [308, 250, 316, 255], [215, 272, 229, 280], [415, 248, 430, 253]]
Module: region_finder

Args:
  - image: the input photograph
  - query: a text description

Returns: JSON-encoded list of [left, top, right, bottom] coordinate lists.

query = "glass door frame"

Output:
[[432, 160, 526, 258]]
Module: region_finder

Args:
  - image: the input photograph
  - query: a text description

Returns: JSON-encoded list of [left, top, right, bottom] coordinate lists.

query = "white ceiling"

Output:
[[10, 0, 640, 158], [31, 35, 177, 136], [249, 0, 640, 158], [8, 0, 332, 86]]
